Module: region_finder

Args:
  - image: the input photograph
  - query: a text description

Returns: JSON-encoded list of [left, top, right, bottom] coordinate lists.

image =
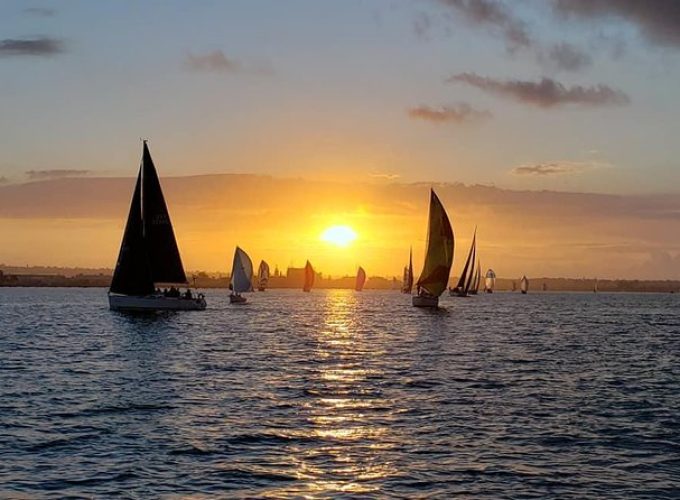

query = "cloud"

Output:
[[511, 160, 612, 176], [0, 37, 64, 57], [183, 50, 241, 73], [438, 0, 531, 49], [448, 72, 630, 107], [541, 42, 592, 71], [369, 172, 401, 180], [554, 0, 680, 48], [24, 7, 57, 17], [407, 103, 492, 124], [26, 169, 91, 180]]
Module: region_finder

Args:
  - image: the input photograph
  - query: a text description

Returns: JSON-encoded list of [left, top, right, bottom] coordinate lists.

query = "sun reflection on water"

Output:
[[288, 290, 397, 497]]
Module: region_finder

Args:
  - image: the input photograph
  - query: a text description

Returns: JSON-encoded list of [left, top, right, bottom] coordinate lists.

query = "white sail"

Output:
[[484, 269, 496, 291], [520, 275, 529, 293], [258, 260, 270, 289], [231, 246, 254, 294]]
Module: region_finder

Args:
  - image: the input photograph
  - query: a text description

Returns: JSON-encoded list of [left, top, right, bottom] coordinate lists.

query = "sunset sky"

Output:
[[1, 1, 680, 278]]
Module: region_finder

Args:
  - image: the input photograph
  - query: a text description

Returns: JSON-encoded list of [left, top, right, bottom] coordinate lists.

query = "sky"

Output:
[[1, 1, 680, 278]]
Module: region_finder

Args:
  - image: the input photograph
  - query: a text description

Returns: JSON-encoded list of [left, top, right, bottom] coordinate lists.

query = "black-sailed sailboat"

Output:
[[108, 141, 206, 311], [413, 189, 454, 308], [449, 228, 476, 297]]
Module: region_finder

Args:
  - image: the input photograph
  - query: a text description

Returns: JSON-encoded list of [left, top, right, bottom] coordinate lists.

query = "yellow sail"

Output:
[[416, 189, 454, 297]]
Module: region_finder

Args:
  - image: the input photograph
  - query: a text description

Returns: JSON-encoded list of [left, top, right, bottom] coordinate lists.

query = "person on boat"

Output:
[[155, 287, 161, 295], [163, 288, 169, 296], [184, 289, 193, 299]]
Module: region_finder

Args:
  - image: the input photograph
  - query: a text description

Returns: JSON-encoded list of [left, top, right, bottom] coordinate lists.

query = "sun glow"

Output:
[[320, 225, 357, 247]]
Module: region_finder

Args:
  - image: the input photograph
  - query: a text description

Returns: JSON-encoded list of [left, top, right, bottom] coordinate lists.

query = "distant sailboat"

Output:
[[485, 269, 496, 293], [257, 260, 270, 291], [594, 278, 598, 293], [108, 141, 206, 311], [303, 260, 315, 292], [355, 266, 366, 291], [402, 248, 414, 294], [542, 282, 547, 292], [413, 189, 454, 308], [230, 246, 253, 304], [520, 275, 529, 294], [450, 228, 476, 297], [511, 280, 517, 292]]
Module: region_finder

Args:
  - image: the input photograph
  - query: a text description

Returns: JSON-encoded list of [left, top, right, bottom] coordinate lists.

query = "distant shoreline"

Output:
[[1, 271, 678, 293]]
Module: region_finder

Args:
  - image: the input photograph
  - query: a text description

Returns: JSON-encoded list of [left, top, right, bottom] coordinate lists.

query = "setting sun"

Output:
[[320, 225, 357, 247]]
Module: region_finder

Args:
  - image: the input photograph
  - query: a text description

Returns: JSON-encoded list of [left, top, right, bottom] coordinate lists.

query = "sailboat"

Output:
[[450, 229, 476, 297], [257, 260, 270, 291], [413, 189, 454, 308], [401, 248, 414, 294], [484, 269, 496, 293], [303, 260, 315, 292], [593, 278, 598, 293], [108, 141, 206, 311], [230, 246, 253, 304], [469, 260, 481, 295], [511, 280, 516, 292], [520, 275, 529, 294], [355, 266, 366, 291]]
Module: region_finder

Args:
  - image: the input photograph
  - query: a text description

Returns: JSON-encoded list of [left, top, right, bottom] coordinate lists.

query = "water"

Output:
[[1, 288, 678, 499]]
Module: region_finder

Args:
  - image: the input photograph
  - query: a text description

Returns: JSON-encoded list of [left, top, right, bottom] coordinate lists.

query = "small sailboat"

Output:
[[511, 280, 517, 292], [257, 260, 270, 291], [355, 266, 366, 291], [413, 189, 454, 308], [484, 269, 496, 293], [401, 248, 414, 294], [108, 141, 206, 311], [230, 246, 253, 304], [594, 278, 598, 293], [542, 282, 547, 292], [303, 260, 315, 292], [449, 228, 476, 297], [520, 275, 529, 294]]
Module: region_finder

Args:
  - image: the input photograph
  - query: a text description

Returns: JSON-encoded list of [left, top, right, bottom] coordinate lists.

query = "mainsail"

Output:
[[416, 189, 454, 297], [485, 269, 496, 292], [110, 171, 154, 295], [303, 260, 315, 292], [110, 141, 186, 295], [471, 260, 482, 295], [520, 275, 529, 293], [355, 266, 366, 291], [231, 246, 254, 294], [454, 229, 476, 294], [402, 248, 414, 294], [258, 260, 270, 290], [140, 142, 187, 284]]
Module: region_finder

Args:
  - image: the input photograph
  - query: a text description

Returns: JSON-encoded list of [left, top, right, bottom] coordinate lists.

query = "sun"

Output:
[[320, 225, 357, 247]]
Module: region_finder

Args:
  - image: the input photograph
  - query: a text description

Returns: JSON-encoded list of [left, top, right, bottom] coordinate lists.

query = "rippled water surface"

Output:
[[1, 288, 679, 498]]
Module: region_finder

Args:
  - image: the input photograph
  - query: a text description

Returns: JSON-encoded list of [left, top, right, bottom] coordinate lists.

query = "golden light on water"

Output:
[[320, 225, 357, 247]]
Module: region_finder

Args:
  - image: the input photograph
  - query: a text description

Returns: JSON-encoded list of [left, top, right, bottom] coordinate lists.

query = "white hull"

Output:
[[109, 294, 206, 311], [412, 295, 439, 308]]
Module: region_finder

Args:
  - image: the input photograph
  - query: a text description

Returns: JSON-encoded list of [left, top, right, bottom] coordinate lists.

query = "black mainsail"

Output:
[[109, 141, 187, 296], [110, 171, 154, 295], [140, 142, 187, 284]]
